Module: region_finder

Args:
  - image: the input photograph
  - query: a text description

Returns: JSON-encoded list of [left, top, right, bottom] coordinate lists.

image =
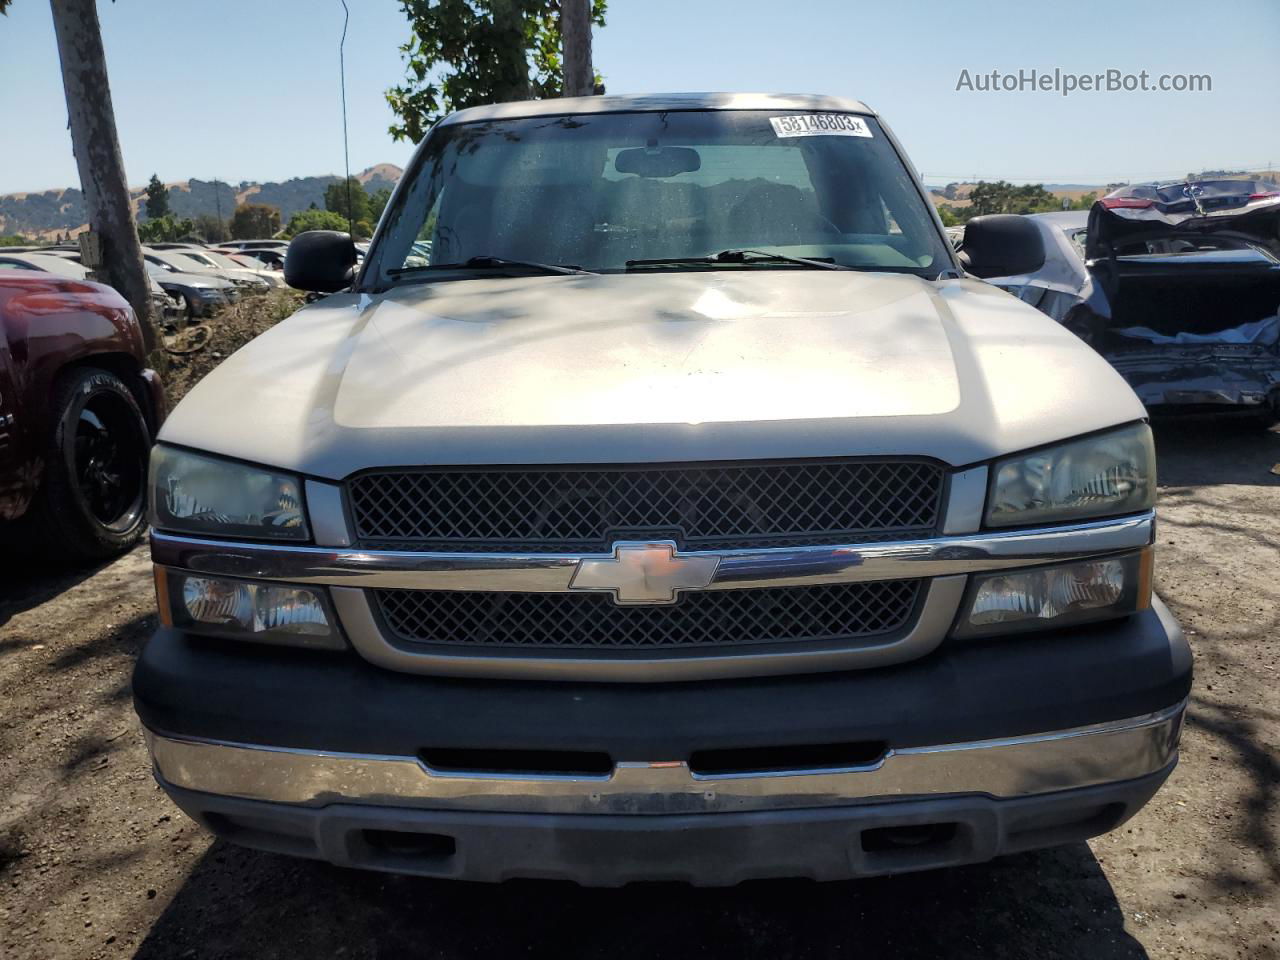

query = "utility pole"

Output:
[[560, 0, 593, 98], [49, 0, 161, 361]]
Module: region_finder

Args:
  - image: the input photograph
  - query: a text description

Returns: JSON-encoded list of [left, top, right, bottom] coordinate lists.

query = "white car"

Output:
[[142, 248, 271, 295], [219, 239, 289, 252], [218, 247, 286, 272], [172, 247, 286, 289]]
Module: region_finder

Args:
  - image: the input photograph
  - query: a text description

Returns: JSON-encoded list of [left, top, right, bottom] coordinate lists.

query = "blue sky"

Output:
[[1, 0, 1277, 194]]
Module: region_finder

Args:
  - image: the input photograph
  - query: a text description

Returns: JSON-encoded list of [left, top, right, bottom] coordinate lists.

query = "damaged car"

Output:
[[961, 180, 1280, 421]]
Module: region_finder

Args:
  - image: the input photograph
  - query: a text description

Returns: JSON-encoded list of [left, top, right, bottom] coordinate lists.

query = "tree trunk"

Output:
[[490, 0, 532, 102], [560, 0, 593, 97], [49, 0, 162, 363]]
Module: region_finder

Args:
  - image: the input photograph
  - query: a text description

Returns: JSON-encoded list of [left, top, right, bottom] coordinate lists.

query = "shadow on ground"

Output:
[[1152, 418, 1280, 487], [136, 840, 1147, 960], [0, 549, 131, 631]]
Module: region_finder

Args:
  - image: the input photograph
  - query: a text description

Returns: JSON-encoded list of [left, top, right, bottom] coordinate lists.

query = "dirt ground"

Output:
[[1, 421, 1277, 960], [160, 290, 305, 406]]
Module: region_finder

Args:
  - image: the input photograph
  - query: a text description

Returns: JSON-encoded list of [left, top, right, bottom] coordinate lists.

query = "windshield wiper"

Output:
[[388, 255, 595, 277], [625, 249, 853, 271]]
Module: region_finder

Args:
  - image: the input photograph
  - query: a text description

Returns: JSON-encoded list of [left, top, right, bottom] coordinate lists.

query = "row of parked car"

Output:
[[0, 238, 290, 325]]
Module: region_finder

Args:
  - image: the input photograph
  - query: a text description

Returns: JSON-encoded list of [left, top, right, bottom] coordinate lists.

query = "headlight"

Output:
[[156, 569, 342, 649], [986, 423, 1155, 527], [953, 550, 1152, 639], [150, 446, 308, 540]]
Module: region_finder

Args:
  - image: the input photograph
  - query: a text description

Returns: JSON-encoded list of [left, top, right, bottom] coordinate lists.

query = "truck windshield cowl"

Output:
[[364, 110, 952, 288]]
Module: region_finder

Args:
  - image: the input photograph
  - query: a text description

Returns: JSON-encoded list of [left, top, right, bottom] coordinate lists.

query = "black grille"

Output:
[[375, 580, 922, 651], [348, 460, 943, 551]]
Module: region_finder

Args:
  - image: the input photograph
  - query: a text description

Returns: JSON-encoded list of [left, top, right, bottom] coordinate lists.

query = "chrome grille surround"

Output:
[[346, 459, 945, 552], [150, 500, 1159, 681], [374, 579, 923, 651]]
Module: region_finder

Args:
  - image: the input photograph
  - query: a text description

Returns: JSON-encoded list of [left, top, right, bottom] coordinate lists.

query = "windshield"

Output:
[[365, 110, 951, 286]]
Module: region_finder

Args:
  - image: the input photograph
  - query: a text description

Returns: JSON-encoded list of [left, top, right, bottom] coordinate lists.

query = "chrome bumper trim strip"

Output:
[[144, 699, 1184, 816], [150, 512, 1154, 594]]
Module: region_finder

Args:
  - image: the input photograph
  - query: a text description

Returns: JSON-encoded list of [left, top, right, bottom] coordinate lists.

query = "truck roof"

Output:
[[441, 92, 875, 127]]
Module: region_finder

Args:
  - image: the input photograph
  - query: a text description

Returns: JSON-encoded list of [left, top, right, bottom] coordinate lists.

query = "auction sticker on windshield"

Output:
[[769, 114, 873, 138]]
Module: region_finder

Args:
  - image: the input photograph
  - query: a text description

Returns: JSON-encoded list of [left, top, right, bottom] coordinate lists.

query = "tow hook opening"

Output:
[[860, 822, 960, 853], [690, 741, 888, 776], [360, 829, 457, 862]]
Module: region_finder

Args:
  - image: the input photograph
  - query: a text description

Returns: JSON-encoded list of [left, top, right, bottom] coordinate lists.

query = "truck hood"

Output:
[[160, 271, 1144, 478]]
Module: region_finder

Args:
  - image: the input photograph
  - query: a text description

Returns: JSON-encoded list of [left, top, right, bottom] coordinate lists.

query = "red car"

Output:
[[0, 272, 165, 562]]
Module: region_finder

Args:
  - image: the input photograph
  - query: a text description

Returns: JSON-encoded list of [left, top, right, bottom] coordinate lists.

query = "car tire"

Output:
[[23, 367, 151, 564]]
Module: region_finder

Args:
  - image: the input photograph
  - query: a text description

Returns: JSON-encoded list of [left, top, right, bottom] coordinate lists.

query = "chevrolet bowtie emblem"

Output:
[[569, 541, 720, 605]]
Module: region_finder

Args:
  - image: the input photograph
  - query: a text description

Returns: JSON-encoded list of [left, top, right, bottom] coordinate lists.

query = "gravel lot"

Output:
[[1, 422, 1276, 960]]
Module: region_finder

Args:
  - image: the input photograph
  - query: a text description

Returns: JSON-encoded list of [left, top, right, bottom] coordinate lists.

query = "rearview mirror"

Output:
[[284, 230, 357, 293], [958, 215, 1046, 279], [614, 146, 701, 179]]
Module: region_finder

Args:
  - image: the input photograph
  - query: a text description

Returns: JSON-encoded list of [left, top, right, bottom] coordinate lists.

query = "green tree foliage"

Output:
[[193, 213, 229, 244], [968, 181, 1058, 217], [283, 208, 352, 238], [936, 205, 962, 228], [942, 181, 1100, 224], [230, 203, 282, 239], [369, 187, 393, 223], [144, 173, 170, 219], [324, 177, 371, 224], [0, 234, 30, 246], [138, 215, 195, 243], [386, 0, 607, 143]]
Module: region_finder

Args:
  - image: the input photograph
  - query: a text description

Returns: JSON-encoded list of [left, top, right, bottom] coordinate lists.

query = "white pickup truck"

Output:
[[134, 93, 1190, 885]]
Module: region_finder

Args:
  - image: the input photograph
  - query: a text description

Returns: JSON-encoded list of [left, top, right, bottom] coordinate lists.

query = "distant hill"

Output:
[[0, 164, 403, 240], [357, 163, 403, 194]]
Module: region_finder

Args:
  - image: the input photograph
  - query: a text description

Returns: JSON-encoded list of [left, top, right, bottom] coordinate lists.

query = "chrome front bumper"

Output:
[[144, 699, 1184, 817]]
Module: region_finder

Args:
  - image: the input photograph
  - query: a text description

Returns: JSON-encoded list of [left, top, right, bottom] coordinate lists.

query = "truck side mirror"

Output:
[[284, 231, 356, 293], [958, 215, 1046, 279]]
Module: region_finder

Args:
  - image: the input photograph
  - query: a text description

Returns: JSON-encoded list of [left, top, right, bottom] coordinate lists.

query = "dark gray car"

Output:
[[144, 263, 235, 319], [964, 181, 1280, 421]]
